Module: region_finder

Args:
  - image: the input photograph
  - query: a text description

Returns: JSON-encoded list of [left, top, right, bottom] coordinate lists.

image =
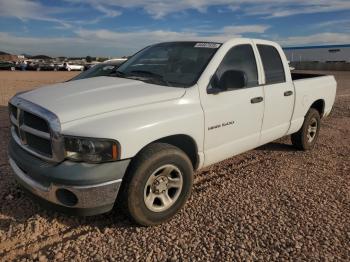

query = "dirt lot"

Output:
[[0, 71, 349, 261]]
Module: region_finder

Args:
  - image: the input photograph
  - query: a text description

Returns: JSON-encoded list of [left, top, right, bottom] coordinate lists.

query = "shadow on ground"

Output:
[[256, 141, 297, 152]]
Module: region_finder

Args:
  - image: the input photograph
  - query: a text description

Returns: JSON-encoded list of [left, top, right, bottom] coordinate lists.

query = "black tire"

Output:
[[120, 143, 193, 226], [291, 108, 321, 150]]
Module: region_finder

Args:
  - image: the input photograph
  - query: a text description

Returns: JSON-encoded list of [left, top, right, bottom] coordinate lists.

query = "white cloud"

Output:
[[260, 1, 350, 18], [0, 0, 114, 28], [0, 1, 349, 56], [74, 24, 270, 44], [0, 24, 270, 56], [312, 19, 350, 30], [1, 0, 350, 26], [222, 25, 269, 34], [0, 0, 63, 23], [66, 0, 350, 19], [182, 24, 270, 35], [94, 4, 122, 17], [277, 33, 350, 46], [1, 25, 348, 57]]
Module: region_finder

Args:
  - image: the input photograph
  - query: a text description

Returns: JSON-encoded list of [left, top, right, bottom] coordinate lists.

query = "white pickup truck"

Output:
[[8, 39, 336, 226]]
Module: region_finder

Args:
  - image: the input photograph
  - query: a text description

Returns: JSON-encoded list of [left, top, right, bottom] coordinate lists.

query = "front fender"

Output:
[[61, 88, 204, 160]]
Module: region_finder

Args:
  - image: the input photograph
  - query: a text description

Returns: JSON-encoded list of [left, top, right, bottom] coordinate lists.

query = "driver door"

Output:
[[200, 43, 264, 166]]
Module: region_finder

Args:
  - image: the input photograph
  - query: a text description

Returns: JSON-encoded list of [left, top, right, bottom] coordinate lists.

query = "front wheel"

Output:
[[121, 143, 193, 226], [291, 108, 321, 150]]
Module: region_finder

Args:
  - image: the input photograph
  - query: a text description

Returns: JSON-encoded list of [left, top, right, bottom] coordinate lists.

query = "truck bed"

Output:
[[290, 72, 336, 125], [291, 72, 326, 81]]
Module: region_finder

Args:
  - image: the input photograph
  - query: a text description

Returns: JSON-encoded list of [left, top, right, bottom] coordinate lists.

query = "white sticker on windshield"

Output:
[[194, 43, 221, 48]]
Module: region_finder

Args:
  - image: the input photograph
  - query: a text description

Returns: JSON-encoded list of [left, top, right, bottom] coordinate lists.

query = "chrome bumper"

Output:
[[9, 158, 122, 209]]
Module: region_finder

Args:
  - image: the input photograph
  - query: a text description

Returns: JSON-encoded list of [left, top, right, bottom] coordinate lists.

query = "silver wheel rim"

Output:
[[307, 117, 318, 143], [144, 164, 183, 212]]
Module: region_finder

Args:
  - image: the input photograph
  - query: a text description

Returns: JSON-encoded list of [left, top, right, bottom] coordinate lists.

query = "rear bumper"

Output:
[[8, 139, 130, 216]]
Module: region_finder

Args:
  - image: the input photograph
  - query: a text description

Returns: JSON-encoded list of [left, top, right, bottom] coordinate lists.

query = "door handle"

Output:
[[284, 90, 293, 96], [250, 96, 263, 104]]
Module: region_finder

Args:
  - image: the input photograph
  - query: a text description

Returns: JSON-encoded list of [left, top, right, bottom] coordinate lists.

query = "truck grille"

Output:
[[9, 104, 52, 157], [8, 96, 65, 162]]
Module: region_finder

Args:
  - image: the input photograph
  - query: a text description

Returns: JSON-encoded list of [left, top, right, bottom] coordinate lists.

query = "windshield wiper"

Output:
[[109, 70, 129, 78], [129, 70, 161, 77], [129, 70, 170, 86]]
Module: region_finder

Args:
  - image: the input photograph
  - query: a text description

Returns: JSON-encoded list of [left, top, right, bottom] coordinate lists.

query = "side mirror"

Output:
[[207, 70, 247, 94], [206, 74, 220, 94], [207, 87, 222, 94], [207, 74, 223, 94]]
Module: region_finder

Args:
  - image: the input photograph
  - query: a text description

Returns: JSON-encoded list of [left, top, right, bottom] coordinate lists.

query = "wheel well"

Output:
[[310, 99, 325, 117], [154, 135, 199, 170]]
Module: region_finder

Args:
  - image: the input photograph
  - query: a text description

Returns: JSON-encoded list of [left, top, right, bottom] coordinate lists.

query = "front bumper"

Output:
[[8, 139, 130, 216]]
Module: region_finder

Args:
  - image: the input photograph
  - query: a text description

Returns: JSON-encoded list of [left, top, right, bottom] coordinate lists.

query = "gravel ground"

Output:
[[0, 71, 349, 261]]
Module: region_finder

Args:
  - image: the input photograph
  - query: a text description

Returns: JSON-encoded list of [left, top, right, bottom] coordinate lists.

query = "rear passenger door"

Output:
[[256, 44, 295, 144]]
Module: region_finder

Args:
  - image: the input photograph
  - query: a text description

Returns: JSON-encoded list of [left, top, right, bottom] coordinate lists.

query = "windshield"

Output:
[[71, 62, 125, 81], [115, 42, 221, 87]]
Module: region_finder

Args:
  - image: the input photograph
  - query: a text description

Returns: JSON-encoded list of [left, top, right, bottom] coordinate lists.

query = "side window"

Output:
[[257, 45, 286, 84], [215, 44, 259, 89]]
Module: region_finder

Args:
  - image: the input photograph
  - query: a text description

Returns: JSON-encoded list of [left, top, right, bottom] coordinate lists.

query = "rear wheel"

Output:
[[291, 108, 320, 150], [120, 143, 193, 226]]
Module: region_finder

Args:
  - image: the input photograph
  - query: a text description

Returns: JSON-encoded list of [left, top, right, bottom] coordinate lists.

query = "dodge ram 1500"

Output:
[[8, 39, 337, 226]]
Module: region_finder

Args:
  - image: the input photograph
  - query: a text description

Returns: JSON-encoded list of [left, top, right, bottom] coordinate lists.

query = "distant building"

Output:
[[0, 54, 19, 61], [283, 44, 350, 63]]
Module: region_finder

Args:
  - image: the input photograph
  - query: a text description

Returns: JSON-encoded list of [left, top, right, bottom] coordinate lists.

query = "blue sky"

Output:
[[0, 0, 349, 57]]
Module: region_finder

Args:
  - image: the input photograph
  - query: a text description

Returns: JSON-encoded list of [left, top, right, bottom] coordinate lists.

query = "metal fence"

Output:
[[290, 62, 350, 71]]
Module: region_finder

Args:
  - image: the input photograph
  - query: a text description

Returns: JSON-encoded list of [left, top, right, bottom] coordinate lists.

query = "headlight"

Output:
[[64, 136, 120, 163]]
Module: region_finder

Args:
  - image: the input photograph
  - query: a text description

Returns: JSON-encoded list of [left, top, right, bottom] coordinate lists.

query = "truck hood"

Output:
[[18, 76, 186, 123]]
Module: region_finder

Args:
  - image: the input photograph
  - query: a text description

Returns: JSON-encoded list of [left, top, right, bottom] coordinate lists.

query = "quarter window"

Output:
[[257, 45, 286, 84], [215, 44, 259, 89]]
